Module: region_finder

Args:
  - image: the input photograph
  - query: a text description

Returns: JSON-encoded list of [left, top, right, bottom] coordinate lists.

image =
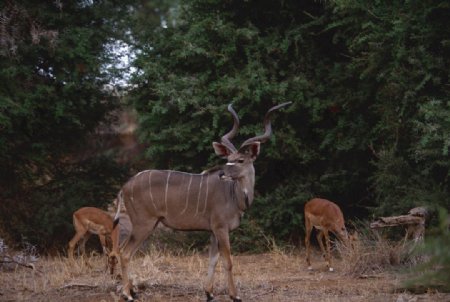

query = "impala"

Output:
[[68, 207, 120, 274], [304, 198, 349, 272], [114, 102, 290, 302]]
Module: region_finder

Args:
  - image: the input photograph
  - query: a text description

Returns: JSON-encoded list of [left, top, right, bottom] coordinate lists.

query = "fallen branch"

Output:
[[0, 259, 34, 269], [370, 207, 428, 244], [0, 255, 42, 274], [370, 215, 424, 228]]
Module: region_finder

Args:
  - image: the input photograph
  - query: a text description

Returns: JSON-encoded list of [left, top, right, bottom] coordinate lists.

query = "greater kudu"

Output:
[[114, 102, 290, 302]]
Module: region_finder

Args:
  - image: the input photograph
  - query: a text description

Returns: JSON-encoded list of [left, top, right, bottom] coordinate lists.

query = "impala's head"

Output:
[[336, 225, 349, 242], [336, 226, 360, 250], [213, 103, 290, 180]]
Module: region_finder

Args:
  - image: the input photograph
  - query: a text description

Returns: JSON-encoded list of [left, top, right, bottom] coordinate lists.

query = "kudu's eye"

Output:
[[237, 159, 245, 164]]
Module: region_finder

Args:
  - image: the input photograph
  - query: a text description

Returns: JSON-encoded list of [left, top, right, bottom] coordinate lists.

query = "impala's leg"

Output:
[[108, 253, 118, 275], [120, 218, 158, 302], [323, 230, 333, 271], [97, 233, 110, 272], [316, 231, 326, 261], [68, 234, 81, 262], [79, 233, 96, 269], [98, 233, 108, 254], [68, 229, 87, 262], [304, 218, 313, 270], [214, 229, 241, 302], [204, 234, 220, 301], [69, 215, 83, 262], [104, 234, 118, 275], [79, 233, 90, 257]]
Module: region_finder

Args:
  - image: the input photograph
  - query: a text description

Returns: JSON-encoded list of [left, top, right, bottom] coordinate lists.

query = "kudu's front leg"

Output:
[[204, 234, 220, 301], [215, 229, 241, 302]]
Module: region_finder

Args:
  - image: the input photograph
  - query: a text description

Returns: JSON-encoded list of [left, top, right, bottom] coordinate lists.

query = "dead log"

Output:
[[370, 207, 428, 244], [370, 215, 424, 228]]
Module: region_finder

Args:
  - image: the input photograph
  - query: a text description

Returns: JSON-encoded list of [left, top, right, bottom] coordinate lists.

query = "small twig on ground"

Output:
[[249, 285, 275, 299], [59, 283, 99, 290], [358, 274, 383, 279]]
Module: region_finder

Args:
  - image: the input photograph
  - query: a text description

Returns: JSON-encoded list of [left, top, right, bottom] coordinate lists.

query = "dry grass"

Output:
[[338, 229, 424, 279], [1, 243, 449, 302]]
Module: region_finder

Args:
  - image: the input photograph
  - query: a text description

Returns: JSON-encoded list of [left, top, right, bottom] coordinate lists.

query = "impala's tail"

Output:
[[113, 190, 122, 228]]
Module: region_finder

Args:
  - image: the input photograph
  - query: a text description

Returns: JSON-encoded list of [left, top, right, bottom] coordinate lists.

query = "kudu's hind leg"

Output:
[[204, 234, 220, 301], [214, 229, 241, 302], [120, 218, 158, 302]]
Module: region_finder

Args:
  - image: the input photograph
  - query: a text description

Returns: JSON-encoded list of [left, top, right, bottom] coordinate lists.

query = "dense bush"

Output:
[[1, 0, 449, 254], [0, 1, 132, 251], [126, 0, 450, 243]]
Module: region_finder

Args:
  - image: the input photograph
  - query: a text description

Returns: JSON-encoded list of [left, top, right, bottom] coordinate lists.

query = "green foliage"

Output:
[[2, 0, 450, 252], [0, 157, 127, 251], [0, 1, 134, 250], [404, 209, 450, 292], [250, 180, 309, 244], [331, 0, 450, 216], [125, 0, 449, 249], [230, 218, 278, 254]]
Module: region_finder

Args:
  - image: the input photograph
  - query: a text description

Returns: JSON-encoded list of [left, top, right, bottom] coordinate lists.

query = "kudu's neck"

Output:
[[235, 164, 255, 210]]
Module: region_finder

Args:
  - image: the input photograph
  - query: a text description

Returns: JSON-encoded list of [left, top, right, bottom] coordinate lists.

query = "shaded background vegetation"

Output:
[[0, 0, 449, 259]]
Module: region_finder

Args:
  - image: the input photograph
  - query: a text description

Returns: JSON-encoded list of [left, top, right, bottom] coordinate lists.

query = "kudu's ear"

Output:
[[239, 142, 260, 159], [213, 142, 234, 158]]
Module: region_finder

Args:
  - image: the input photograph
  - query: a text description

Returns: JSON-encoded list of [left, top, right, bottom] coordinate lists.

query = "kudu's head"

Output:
[[212, 103, 291, 180]]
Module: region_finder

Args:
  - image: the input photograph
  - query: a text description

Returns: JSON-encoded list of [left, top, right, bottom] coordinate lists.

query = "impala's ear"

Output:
[[213, 142, 233, 158], [240, 142, 260, 159]]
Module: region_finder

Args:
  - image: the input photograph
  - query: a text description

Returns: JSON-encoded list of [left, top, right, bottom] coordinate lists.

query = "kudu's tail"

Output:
[[113, 190, 122, 229]]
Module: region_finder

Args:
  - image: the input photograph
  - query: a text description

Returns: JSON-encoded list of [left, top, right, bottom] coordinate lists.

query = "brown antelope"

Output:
[[304, 198, 349, 272], [114, 102, 290, 302], [68, 207, 120, 275]]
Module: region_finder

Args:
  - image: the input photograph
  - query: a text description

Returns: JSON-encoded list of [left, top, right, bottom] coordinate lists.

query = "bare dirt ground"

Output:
[[0, 250, 448, 302]]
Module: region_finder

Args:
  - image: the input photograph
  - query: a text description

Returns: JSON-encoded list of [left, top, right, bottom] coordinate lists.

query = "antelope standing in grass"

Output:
[[304, 198, 351, 272], [68, 207, 120, 274], [114, 103, 290, 302]]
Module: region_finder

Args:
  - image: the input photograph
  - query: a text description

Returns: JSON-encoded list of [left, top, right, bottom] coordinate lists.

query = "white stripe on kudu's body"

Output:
[[114, 102, 291, 302], [164, 171, 171, 214], [202, 175, 210, 214], [148, 171, 157, 211], [180, 174, 193, 215], [195, 174, 204, 216]]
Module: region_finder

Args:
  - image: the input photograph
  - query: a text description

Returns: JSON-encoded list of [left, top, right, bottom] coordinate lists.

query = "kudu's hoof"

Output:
[[122, 296, 133, 302], [230, 296, 242, 302], [122, 289, 137, 302], [205, 291, 215, 301]]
